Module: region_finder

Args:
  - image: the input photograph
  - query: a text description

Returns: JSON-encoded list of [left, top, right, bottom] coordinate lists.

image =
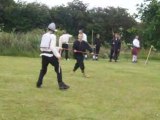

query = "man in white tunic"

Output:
[[37, 23, 69, 90], [132, 35, 140, 63], [59, 30, 72, 60]]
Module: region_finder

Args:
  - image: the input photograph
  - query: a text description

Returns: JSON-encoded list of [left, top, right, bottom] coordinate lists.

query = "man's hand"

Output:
[[57, 56, 61, 62], [90, 52, 94, 55], [73, 50, 77, 52]]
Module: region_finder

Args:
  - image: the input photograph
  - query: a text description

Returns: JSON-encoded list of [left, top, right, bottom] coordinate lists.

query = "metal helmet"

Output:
[[48, 22, 56, 31]]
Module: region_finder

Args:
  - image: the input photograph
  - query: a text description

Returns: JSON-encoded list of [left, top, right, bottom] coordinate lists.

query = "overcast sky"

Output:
[[14, 0, 145, 15]]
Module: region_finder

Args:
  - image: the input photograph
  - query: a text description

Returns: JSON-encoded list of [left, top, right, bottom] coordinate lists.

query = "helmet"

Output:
[[48, 22, 56, 31]]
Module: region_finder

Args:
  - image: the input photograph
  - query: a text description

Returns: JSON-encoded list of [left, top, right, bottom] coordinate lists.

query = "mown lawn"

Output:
[[0, 56, 160, 120]]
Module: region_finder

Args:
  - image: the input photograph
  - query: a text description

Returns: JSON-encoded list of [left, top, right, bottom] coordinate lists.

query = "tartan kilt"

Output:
[[132, 47, 139, 55]]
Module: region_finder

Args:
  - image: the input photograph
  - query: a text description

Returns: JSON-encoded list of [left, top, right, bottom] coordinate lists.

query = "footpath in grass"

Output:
[[0, 56, 160, 120]]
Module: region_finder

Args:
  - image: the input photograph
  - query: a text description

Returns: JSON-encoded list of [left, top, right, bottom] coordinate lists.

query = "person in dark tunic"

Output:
[[73, 34, 93, 77], [93, 34, 102, 60], [109, 33, 121, 62]]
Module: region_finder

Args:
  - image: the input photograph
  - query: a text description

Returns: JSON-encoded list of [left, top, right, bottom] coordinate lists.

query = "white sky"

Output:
[[14, 0, 145, 15]]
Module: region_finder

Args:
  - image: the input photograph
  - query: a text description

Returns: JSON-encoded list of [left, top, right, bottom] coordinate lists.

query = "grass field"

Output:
[[0, 56, 160, 120]]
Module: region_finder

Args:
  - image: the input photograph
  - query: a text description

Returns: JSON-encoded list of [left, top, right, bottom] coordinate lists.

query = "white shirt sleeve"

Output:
[[66, 34, 72, 43], [68, 34, 72, 38], [59, 36, 63, 48], [50, 35, 61, 58]]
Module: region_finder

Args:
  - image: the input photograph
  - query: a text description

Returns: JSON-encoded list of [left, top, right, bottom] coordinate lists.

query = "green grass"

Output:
[[0, 56, 160, 120]]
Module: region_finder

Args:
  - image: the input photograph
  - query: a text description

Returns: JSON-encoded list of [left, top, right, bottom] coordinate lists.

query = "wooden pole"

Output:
[[91, 30, 94, 46], [145, 45, 153, 65]]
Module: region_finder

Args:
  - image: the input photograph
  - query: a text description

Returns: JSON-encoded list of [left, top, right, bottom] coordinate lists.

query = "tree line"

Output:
[[0, 0, 160, 49]]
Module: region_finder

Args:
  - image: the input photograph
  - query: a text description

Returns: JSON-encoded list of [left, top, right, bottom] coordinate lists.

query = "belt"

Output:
[[42, 51, 53, 54]]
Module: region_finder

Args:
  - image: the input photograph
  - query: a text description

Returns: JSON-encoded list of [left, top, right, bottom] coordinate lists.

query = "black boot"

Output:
[[59, 82, 70, 90], [36, 69, 46, 88], [36, 82, 42, 88]]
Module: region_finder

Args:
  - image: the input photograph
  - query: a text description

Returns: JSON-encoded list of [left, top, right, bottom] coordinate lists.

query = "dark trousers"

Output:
[[95, 46, 100, 57], [62, 44, 69, 60], [37, 55, 62, 86], [109, 49, 119, 61], [73, 56, 85, 73]]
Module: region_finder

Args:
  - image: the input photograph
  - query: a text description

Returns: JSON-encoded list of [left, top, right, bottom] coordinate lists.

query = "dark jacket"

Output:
[[110, 38, 121, 51], [73, 40, 92, 57], [94, 38, 102, 47]]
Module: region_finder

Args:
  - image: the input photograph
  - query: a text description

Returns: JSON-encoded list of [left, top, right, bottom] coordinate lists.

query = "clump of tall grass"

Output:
[[0, 30, 160, 60], [0, 29, 44, 57]]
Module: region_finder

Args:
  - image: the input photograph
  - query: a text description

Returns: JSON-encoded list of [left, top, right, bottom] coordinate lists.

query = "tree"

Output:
[[2, 0, 137, 44], [50, 6, 73, 33], [137, 0, 160, 49], [4, 2, 51, 32], [0, 0, 15, 30], [50, 0, 89, 35], [88, 7, 137, 44]]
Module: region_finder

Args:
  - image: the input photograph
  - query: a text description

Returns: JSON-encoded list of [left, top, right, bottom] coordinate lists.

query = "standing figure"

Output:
[[79, 29, 88, 59], [109, 33, 121, 62], [37, 22, 69, 90], [73, 34, 93, 77], [59, 30, 72, 60], [132, 35, 140, 63], [93, 34, 102, 60]]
